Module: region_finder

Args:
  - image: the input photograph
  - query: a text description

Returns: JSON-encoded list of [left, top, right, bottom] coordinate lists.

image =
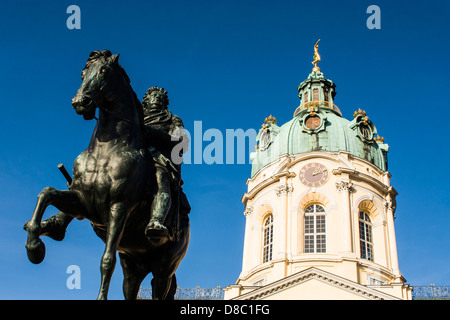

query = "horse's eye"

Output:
[[100, 67, 107, 74]]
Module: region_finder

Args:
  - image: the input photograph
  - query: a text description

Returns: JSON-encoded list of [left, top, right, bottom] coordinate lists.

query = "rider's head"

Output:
[[142, 87, 169, 110]]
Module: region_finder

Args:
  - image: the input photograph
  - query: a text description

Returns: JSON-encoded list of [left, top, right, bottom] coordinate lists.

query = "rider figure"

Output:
[[141, 87, 188, 239]]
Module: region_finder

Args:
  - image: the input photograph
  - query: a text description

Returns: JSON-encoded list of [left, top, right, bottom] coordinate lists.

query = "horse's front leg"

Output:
[[25, 187, 84, 264], [97, 202, 128, 300]]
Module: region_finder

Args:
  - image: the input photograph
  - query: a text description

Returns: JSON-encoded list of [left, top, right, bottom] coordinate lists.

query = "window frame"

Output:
[[359, 211, 374, 261], [303, 204, 326, 253], [262, 214, 273, 263]]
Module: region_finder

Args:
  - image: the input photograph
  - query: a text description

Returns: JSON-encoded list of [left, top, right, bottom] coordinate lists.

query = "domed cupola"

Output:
[[251, 41, 389, 176]]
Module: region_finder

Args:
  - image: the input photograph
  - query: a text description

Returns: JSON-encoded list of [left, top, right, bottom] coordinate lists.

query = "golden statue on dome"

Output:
[[312, 39, 321, 72]]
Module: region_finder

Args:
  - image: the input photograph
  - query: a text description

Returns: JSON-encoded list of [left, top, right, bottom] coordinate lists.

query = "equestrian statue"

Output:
[[24, 50, 190, 300]]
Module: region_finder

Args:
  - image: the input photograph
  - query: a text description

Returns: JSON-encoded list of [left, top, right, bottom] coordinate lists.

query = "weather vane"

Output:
[[312, 39, 321, 72]]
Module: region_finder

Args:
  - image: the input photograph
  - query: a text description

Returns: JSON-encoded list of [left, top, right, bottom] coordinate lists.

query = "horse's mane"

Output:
[[84, 50, 145, 129]]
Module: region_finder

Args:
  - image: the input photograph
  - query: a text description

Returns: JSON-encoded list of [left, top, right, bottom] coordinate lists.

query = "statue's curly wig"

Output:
[[142, 86, 169, 108]]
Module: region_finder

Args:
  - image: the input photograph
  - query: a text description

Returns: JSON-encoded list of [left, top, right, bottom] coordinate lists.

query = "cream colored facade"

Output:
[[224, 150, 412, 300]]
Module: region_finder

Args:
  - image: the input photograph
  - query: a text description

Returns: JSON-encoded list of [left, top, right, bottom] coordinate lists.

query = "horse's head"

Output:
[[72, 50, 125, 120]]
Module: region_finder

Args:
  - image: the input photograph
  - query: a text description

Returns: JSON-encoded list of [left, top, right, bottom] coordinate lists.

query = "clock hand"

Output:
[[312, 168, 327, 176]]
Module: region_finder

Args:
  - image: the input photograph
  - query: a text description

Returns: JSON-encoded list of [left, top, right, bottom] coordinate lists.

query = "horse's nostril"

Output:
[[82, 96, 92, 105], [72, 96, 92, 108]]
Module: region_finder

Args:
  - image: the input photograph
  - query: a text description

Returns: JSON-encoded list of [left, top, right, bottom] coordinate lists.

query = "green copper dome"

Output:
[[250, 71, 389, 177]]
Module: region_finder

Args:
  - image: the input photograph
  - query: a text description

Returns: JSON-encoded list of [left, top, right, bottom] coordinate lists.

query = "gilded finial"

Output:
[[353, 108, 370, 124], [264, 115, 277, 125], [312, 39, 321, 72], [374, 135, 385, 143], [353, 108, 366, 118]]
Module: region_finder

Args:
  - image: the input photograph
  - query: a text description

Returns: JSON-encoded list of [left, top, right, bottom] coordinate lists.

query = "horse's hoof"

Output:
[[26, 239, 46, 264]]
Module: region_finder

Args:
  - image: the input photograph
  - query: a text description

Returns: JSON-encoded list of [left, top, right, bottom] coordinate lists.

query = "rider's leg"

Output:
[[145, 166, 171, 237]]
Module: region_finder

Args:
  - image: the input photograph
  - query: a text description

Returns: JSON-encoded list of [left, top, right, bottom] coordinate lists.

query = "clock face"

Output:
[[299, 162, 329, 187]]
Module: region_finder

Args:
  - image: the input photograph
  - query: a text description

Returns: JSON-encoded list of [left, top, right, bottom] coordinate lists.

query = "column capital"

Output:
[[336, 180, 354, 192], [275, 184, 293, 197]]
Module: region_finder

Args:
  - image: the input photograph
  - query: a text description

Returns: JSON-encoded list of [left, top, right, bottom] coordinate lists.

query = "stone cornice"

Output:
[[332, 167, 397, 198], [277, 151, 353, 175], [241, 171, 296, 204], [232, 267, 401, 300]]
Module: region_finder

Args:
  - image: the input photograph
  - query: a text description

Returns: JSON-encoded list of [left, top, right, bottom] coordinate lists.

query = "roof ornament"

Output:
[[353, 108, 370, 125], [374, 135, 385, 143], [312, 39, 321, 72], [353, 108, 367, 118], [264, 115, 277, 125]]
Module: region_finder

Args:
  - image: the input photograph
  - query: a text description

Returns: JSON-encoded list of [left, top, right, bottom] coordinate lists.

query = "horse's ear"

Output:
[[111, 54, 120, 65], [89, 50, 101, 57]]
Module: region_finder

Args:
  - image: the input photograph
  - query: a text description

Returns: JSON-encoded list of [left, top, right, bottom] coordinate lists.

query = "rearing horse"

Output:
[[24, 50, 190, 300]]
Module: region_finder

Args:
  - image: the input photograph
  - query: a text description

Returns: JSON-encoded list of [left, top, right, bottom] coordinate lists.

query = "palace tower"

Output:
[[224, 43, 412, 300]]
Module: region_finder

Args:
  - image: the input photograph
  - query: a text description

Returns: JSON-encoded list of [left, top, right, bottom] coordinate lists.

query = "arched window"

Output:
[[359, 211, 373, 261], [304, 204, 326, 253], [313, 88, 319, 101], [263, 214, 273, 263]]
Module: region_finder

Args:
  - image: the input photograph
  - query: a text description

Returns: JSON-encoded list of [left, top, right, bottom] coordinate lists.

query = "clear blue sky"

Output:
[[0, 0, 449, 299]]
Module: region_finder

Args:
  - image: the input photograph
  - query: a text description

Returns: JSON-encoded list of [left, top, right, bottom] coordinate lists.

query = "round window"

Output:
[[359, 124, 372, 140], [259, 130, 270, 150], [305, 116, 321, 130]]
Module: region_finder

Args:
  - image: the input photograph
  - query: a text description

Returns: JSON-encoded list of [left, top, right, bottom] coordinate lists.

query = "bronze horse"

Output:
[[24, 50, 190, 300]]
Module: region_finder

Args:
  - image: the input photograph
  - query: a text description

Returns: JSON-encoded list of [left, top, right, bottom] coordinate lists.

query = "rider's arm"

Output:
[[143, 125, 181, 149]]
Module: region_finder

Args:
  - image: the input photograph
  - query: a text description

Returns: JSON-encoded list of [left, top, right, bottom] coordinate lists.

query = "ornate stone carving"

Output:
[[275, 184, 293, 197], [384, 193, 396, 213], [336, 181, 354, 192], [244, 205, 254, 216]]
